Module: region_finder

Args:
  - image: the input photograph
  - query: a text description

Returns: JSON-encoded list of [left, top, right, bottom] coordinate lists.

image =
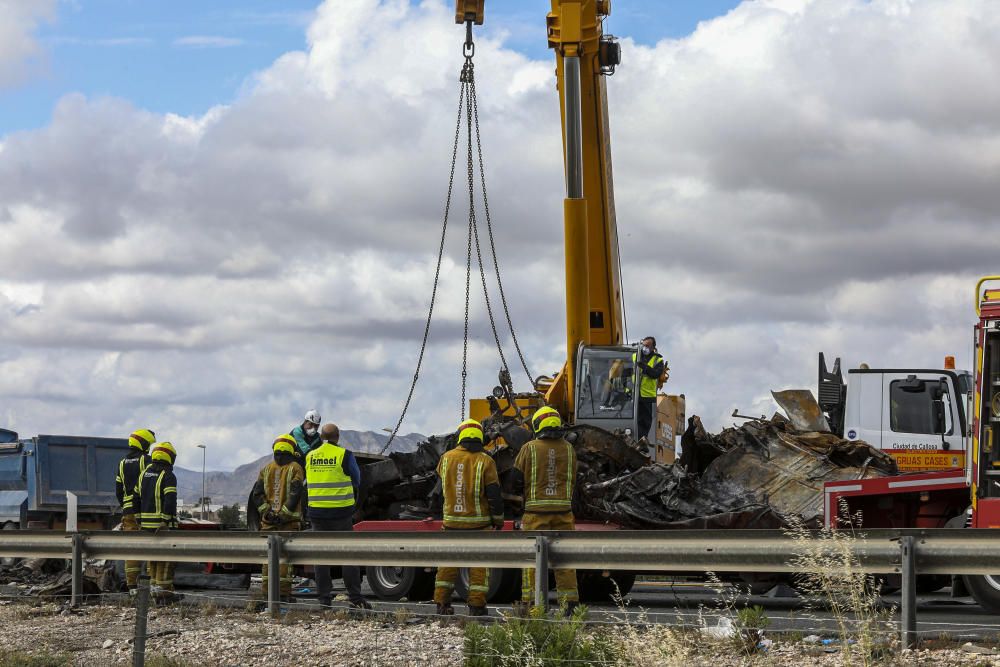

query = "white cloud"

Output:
[[0, 0, 56, 88], [0, 0, 998, 470]]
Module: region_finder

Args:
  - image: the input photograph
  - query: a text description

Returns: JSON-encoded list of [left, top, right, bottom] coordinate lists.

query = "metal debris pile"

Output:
[[0, 557, 119, 597], [357, 411, 896, 530]]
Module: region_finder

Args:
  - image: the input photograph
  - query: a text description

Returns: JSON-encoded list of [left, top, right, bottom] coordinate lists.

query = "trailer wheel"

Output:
[[366, 566, 433, 602], [454, 568, 520, 603], [577, 571, 636, 603], [963, 575, 1000, 614]]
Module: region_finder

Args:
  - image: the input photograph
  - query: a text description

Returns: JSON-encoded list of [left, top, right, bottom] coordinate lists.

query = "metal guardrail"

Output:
[[2, 528, 998, 648]]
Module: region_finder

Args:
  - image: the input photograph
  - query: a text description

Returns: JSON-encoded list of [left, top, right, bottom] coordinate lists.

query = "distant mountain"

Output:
[[173, 430, 424, 507]]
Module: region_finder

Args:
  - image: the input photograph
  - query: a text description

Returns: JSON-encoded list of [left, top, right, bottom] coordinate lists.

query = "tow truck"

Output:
[[354, 1, 1000, 613]]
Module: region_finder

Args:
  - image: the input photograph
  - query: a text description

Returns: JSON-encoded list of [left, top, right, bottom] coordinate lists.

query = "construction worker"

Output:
[[433, 419, 504, 617], [115, 428, 154, 592], [291, 409, 323, 458], [513, 407, 579, 613], [136, 441, 179, 603], [250, 434, 304, 603], [305, 423, 371, 610], [633, 336, 666, 443]]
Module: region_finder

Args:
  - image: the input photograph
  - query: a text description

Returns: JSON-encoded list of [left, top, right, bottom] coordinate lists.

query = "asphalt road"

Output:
[[172, 575, 1000, 642]]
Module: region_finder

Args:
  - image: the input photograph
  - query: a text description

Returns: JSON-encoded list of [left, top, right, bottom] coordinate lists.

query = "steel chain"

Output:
[[380, 75, 467, 454], [468, 81, 535, 387], [384, 36, 537, 451]]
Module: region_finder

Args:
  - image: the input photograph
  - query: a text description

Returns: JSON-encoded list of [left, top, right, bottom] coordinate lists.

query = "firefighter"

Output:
[[633, 337, 666, 443], [513, 406, 579, 613], [136, 441, 179, 603], [305, 423, 371, 610], [433, 419, 504, 617], [115, 428, 154, 592], [250, 434, 304, 603], [291, 409, 323, 458]]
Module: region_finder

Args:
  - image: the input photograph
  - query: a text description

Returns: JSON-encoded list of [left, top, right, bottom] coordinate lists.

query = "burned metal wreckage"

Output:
[[356, 407, 898, 531]]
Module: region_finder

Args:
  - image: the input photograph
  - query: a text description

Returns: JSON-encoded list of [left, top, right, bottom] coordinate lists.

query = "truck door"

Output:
[[881, 373, 965, 471], [844, 371, 884, 448]]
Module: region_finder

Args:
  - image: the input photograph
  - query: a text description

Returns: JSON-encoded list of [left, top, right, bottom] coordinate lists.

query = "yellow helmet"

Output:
[[457, 419, 484, 445], [128, 429, 156, 452], [273, 434, 296, 455], [150, 441, 176, 465], [532, 406, 562, 433]]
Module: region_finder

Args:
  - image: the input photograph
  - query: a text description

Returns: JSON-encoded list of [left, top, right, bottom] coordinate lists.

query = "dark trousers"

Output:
[[311, 516, 363, 603], [638, 398, 656, 440]]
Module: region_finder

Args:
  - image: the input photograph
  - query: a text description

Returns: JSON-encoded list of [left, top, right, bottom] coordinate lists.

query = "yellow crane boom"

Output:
[[456, 1, 624, 420]]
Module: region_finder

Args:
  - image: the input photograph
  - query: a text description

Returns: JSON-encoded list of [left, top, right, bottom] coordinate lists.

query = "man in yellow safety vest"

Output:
[[432, 419, 504, 617], [115, 428, 154, 592], [633, 336, 666, 443], [250, 434, 304, 603], [513, 407, 579, 614], [136, 441, 179, 603], [305, 423, 371, 610]]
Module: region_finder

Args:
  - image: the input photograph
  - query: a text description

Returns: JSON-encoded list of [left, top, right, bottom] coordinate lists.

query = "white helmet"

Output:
[[304, 409, 322, 425]]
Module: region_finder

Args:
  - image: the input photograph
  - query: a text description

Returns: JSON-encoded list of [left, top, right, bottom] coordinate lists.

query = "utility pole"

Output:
[[196, 444, 207, 520]]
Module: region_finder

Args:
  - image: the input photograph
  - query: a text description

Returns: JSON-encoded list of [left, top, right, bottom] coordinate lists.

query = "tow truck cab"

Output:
[[818, 354, 972, 473]]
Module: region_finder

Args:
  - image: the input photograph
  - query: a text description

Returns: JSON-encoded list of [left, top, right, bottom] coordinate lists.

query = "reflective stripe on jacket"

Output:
[[633, 352, 664, 399], [253, 460, 305, 521], [514, 437, 577, 513], [116, 452, 150, 515], [136, 463, 177, 530], [438, 446, 500, 529], [306, 443, 355, 509]]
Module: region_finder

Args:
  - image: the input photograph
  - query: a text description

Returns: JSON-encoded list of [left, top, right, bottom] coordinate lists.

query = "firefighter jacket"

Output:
[[438, 444, 504, 529], [305, 442, 359, 520], [251, 455, 305, 527], [633, 352, 665, 399], [513, 436, 577, 514], [116, 450, 150, 515], [136, 461, 178, 530]]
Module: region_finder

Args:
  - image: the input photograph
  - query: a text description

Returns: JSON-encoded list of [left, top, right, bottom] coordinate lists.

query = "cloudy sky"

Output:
[[1, 0, 997, 470]]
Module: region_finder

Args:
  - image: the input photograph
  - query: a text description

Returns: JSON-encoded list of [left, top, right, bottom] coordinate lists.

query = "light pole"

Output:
[[196, 444, 206, 521]]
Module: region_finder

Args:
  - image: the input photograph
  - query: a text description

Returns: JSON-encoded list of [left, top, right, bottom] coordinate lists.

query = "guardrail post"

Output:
[[133, 574, 150, 667], [70, 533, 84, 607], [534, 536, 549, 612], [267, 534, 282, 618], [900, 536, 917, 649]]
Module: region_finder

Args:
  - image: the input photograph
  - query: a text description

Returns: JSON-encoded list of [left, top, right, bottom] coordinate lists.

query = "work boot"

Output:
[[564, 601, 582, 618], [467, 604, 488, 618], [435, 602, 455, 616]]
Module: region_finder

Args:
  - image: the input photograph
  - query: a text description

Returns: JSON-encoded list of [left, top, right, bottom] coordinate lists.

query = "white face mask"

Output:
[[642, 345, 651, 355], [304, 427, 317, 436]]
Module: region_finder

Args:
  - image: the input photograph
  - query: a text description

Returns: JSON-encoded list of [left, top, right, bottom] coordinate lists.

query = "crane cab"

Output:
[[574, 344, 641, 438]]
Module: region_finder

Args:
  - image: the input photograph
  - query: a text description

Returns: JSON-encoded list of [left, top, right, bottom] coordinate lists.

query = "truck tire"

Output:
[[454, 567, 520, 603], [577, 571, 636, 603], [366, 566, 433, 602], [963, 575, 1000, 614]]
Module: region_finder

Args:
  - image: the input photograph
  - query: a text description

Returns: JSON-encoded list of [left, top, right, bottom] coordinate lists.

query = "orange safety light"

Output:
[[944, 355, 956, 370]]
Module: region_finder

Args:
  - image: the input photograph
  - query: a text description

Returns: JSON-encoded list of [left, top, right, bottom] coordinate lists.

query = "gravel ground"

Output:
[[0, 601, 464, 666], [0, 600, 998, 666]]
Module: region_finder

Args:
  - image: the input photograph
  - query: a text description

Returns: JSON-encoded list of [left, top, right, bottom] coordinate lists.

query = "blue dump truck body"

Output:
[[0, 429, 129, 529]]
